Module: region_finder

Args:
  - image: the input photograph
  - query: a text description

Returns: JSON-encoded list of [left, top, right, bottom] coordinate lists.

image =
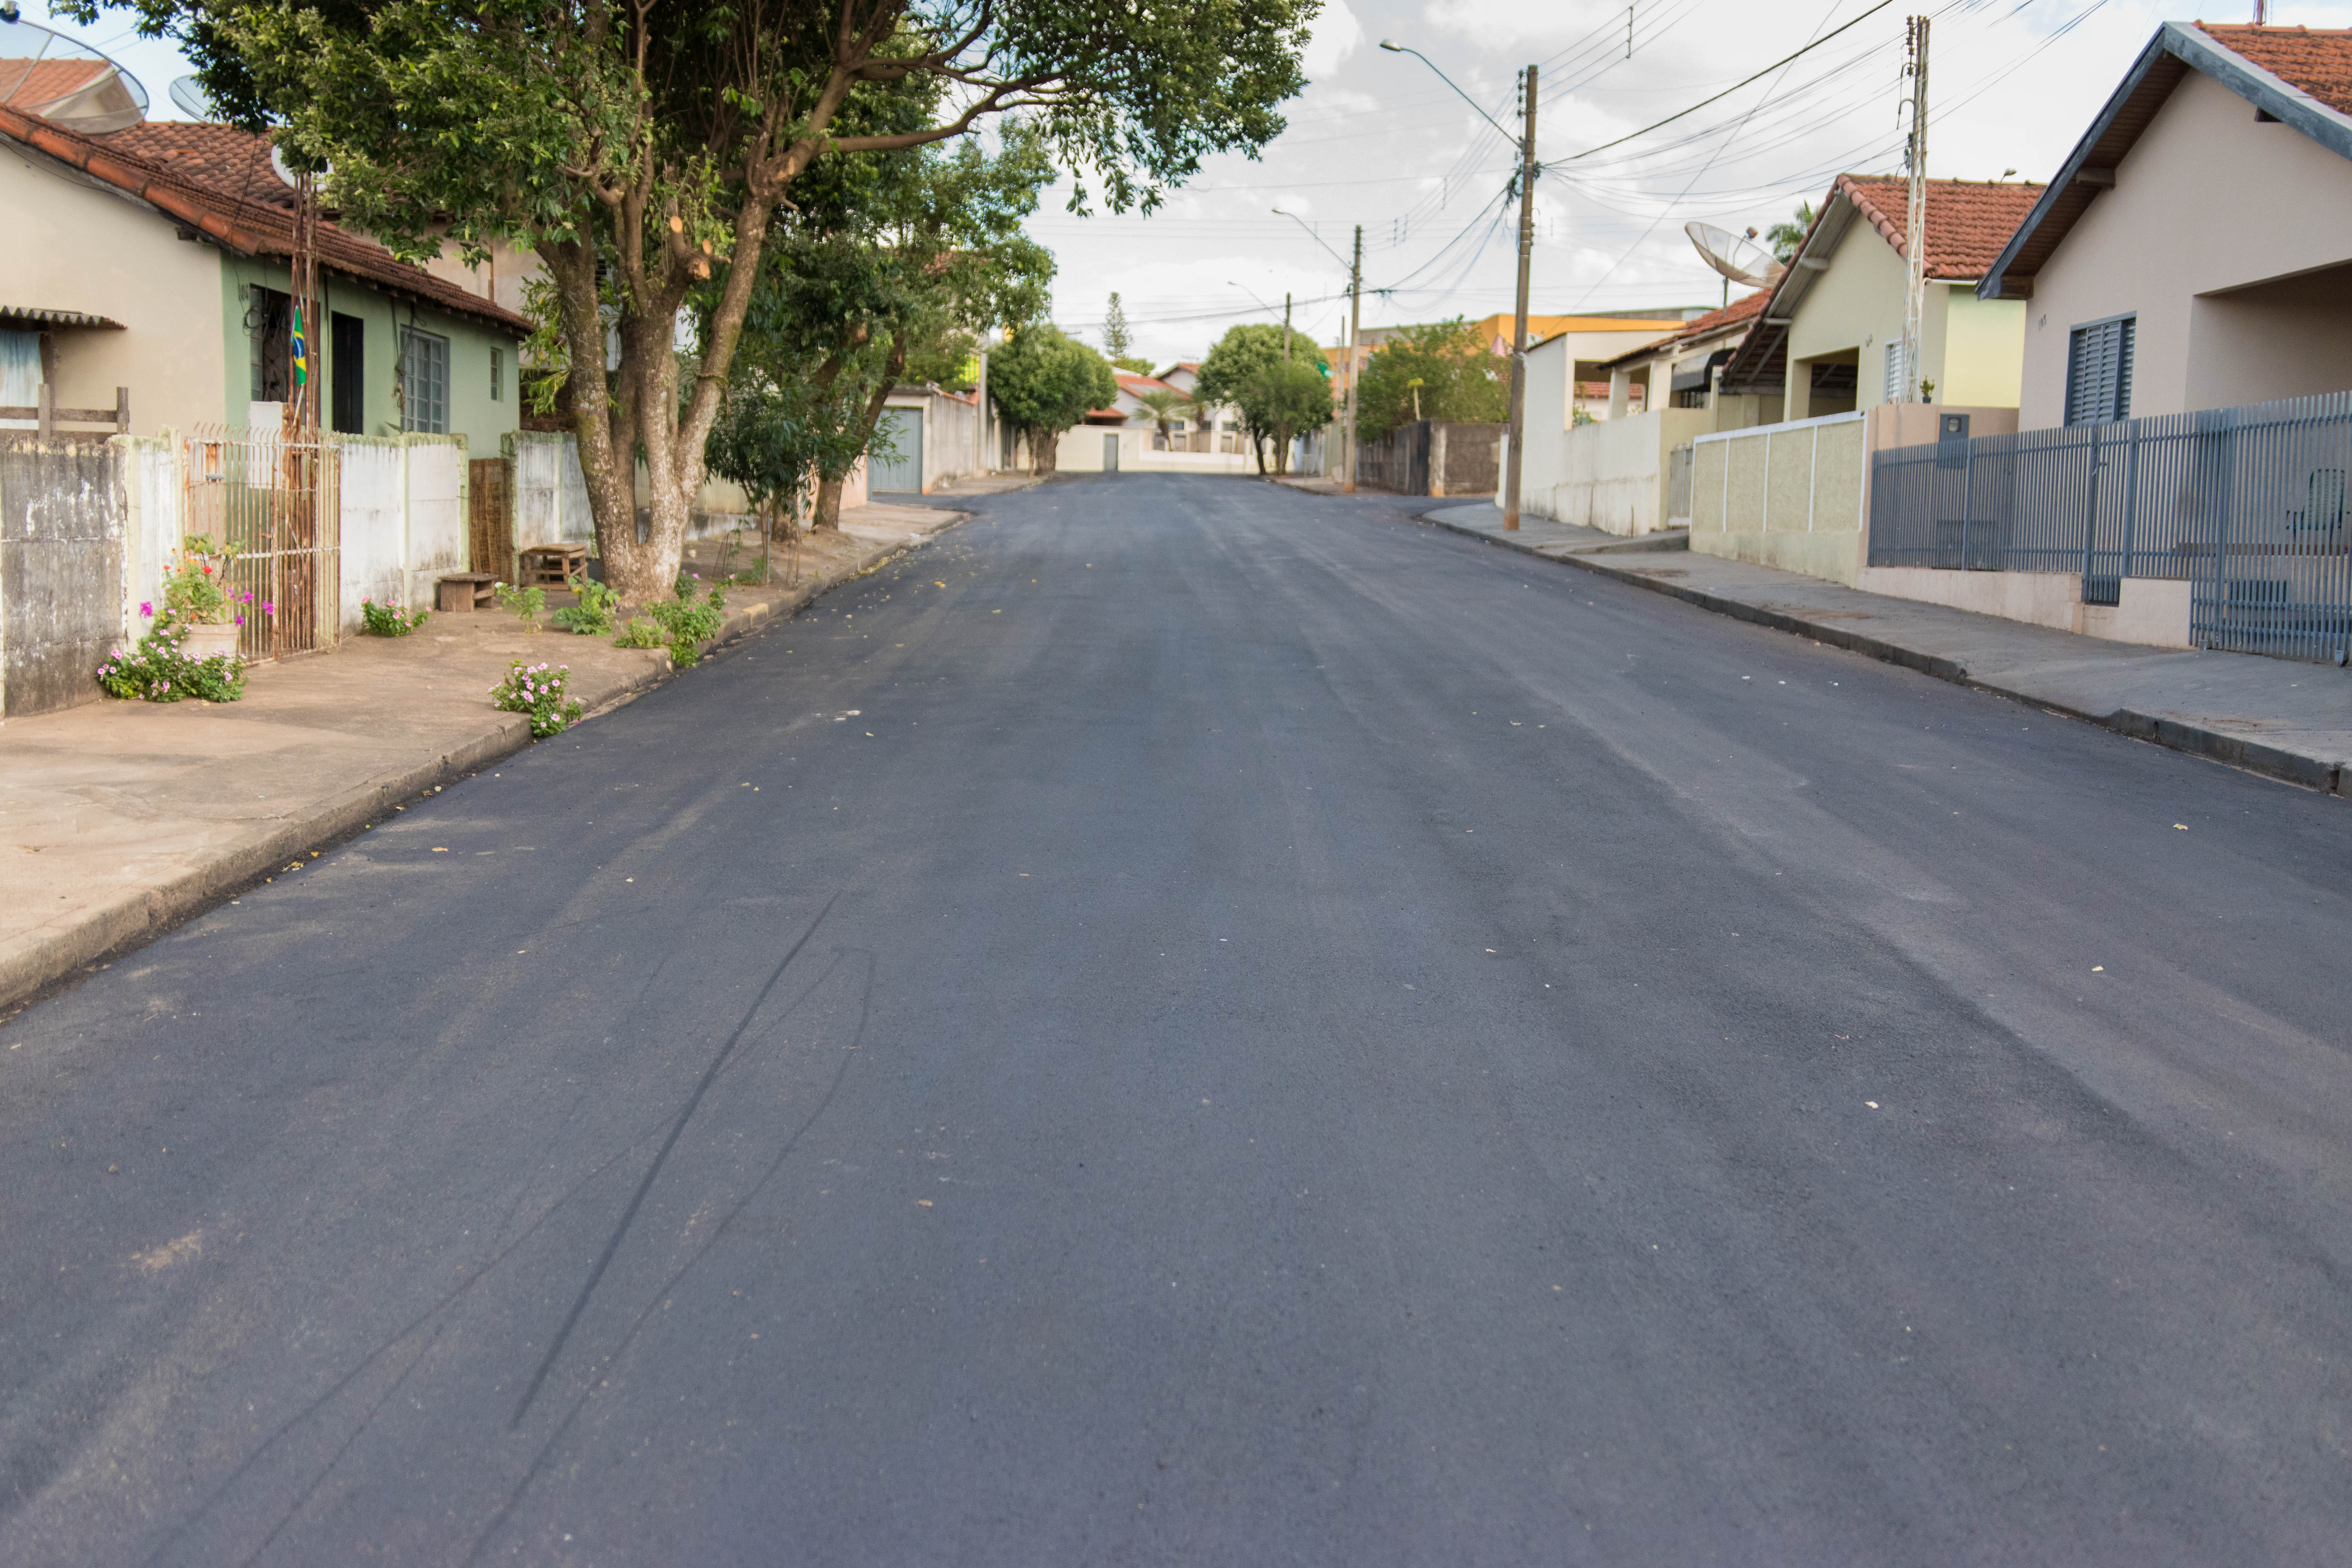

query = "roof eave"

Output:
[[1978, 22, 2352, 301]]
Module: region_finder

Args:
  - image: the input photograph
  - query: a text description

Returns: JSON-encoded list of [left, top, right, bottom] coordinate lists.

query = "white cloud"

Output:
[[1303, 1, 1368, 80]]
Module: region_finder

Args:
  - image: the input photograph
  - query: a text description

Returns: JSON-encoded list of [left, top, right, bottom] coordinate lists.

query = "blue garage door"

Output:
[[871, 408, 923, 493]]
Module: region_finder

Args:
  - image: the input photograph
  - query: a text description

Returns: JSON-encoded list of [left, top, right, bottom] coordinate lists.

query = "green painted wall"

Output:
[[219, 255, 519, 457]]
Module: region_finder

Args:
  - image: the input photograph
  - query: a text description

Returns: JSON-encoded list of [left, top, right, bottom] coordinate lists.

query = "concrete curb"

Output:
[[0, 519, 962, 1015], [1417, 507, 2344, 797]]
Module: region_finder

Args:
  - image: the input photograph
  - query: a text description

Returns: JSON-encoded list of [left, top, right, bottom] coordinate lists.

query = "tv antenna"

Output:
[[1683, 222, 1785, 290], [0, 11, 148, 134]]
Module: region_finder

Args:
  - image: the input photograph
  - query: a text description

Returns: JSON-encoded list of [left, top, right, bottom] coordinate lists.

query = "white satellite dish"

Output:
[[0, 12, 148, 134], [1685, 221, 1785, 290], [168, 74, 216, 119], [269, 142, 330, 188]]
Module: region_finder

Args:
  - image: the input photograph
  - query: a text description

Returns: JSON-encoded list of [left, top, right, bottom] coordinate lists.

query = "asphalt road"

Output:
[[5, 474, 2351, 1565]]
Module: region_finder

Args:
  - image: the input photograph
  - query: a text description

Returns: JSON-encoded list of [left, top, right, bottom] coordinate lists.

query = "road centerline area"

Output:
[[3, 475, 2348, 1565]]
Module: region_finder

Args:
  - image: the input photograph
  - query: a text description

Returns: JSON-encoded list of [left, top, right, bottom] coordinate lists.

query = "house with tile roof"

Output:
[[0, 105, 526, 454], [1592, 289, 1775, 424], [1977, 22, 2352, 430], [1719, 174, 2043, 418]]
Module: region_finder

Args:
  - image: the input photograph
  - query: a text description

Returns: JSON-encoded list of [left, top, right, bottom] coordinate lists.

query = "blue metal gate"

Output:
[[1868, 391, 2352, 663]]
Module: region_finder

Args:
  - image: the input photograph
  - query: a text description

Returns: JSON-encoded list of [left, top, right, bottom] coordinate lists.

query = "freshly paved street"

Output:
[[5, 474, 2350, 1564]]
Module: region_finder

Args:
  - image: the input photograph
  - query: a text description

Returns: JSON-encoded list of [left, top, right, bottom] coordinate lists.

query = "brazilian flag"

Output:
[[291, 303, 309, 390]]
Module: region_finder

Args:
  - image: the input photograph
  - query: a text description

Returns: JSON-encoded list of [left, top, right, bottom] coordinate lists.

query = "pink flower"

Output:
[[139, 601, 152, 618], [235, 615, 245, 626], [260, 601, 275, 615]]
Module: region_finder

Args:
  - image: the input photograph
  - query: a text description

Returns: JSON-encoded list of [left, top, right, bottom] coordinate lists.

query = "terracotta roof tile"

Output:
[[1835, 174, 2046, 279], [2198, 23, 2352, 116], [0, 57, 112, 110], [103, 120, 299, 212], [0, 107, 524, 335]]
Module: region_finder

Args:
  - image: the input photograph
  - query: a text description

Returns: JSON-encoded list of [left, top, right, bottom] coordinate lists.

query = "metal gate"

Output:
[[184, 427, 340, 661], [871, 408, 923, 492], [469, 456, 514, 579]]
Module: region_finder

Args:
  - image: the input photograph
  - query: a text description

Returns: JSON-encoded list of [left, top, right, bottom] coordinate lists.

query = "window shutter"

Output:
[[2065, 316, 2135, 425]]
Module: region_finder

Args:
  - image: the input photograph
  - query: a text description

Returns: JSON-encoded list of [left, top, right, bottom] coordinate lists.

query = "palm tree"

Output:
[[1765, 201, 1817, 262], [1180, 395, 1218, 452], [1131, 388, 1187, 450]]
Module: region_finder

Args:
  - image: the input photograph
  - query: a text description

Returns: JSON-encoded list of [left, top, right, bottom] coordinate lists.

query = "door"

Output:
[[1103, 432, 1119, 472], [330, 312, 365, 435], [469, 456, 514, 579], [871, 407, 923, 492]]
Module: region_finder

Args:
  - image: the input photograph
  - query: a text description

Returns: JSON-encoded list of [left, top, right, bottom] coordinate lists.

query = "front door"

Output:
[[1103, 432, 1120, 472]]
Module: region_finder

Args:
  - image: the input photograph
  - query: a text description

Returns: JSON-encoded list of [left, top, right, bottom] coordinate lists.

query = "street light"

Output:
[[1382, 38, 1540, 530], [1376, 41, 1520, 152]]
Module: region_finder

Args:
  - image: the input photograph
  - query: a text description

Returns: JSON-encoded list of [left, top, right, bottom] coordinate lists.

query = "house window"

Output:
[[399, 326, 449, 434], [1883, 340, 1909, 404], [491, 346, 503, 402], [2064, 314, 2134, 426]]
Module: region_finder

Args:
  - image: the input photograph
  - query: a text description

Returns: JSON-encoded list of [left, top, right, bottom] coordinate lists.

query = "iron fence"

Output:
[[1868, 391, 2352, 662], [184, 427, 341, 661]]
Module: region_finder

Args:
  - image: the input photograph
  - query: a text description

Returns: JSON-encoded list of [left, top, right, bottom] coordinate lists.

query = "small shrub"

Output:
[[650, 577, 726, 667], [360, 598, 430, 636], [490, 660, 584, 737], [160, 535, 236, 627], [97, 627, 245, 703], [494, 581, 546, 632], [552, 574, 621, 635], [613, 616, 666, 650]]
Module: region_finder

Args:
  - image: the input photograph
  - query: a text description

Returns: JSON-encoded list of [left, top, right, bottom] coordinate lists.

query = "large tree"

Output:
[[1196, 322, 1291, 472], [1234, 359, 1330, 475], [988, 325, 1114, 477], [723, 118, 1055, 531], [95, 0, 1316, 599], [1355, 318, 1506, 444]]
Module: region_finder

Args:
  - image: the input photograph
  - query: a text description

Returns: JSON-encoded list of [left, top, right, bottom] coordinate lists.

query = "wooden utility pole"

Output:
[[1343, 224, 1363, 494], [1901, 17, 1929, 403], [1503, 64, 1537, 531]]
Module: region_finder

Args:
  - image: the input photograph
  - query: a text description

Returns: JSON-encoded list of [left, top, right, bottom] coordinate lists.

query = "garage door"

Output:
[[871, 408, 923, 493]]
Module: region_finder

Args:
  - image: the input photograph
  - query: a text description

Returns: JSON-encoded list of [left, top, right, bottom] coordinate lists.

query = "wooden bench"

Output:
[[436, 572, 497, 612], [516, 543, 589, 588]]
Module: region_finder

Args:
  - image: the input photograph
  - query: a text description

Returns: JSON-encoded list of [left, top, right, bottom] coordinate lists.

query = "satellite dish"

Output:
[[168, 74, 216, 119], [269, 143, 330, 188], [1685, 222, 1785, 290], [0, 12, 147, 134]]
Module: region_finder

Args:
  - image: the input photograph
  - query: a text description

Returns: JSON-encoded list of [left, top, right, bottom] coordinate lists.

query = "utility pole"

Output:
[[1283, 292, 1292, 361], [1901, 16, 1929, 403], [1503, 63, 1537, 531], [1343, 223, 1363, 494]]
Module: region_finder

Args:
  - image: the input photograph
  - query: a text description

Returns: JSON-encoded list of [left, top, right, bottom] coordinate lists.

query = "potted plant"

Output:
[[158, 535, 260, 660]]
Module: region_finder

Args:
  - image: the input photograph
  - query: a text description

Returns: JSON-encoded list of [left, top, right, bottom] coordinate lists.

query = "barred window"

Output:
[[2064, 315, 2134, 426], [491, 345, 503, 403], [400, 327, 450, 434]]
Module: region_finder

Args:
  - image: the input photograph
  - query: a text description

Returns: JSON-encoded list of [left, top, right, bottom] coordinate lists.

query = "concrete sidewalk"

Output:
[[0, 500, 972, 1012], [1423, 501, 2352, 797]]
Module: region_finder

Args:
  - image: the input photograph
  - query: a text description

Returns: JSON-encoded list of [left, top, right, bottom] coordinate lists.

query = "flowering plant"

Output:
[[159, 535, 238, 626], [491, 660, 583, 737], [360, 598, 430, 637], [97, 623, 245, 703]]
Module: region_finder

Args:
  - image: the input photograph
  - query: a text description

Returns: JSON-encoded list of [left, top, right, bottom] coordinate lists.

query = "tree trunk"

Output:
[[1252, 435, 1267, 475], [1274, 431, 1290, 475], [1029, 426, 1059, 477], [812, 474, 845, 532]]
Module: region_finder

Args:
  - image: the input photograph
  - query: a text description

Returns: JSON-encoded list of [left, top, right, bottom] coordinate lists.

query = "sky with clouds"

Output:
[[24, 0, 2352, 368]]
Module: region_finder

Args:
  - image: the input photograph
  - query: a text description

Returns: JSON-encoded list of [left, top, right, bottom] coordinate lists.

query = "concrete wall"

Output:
[[1691, 404, 2020, 586], [0, 435, 123, 718], [1853, 567, 2192, 646], [1051, 425, 1259, 474], [1523, 407, 1713, 536], [2019, 69, 2352, 428], [0, 136, 227, 438]]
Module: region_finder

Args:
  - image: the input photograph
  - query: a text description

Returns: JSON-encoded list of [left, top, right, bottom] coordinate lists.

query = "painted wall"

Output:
[[1783, 231, 2024, 417], [1940, 293, 2027, 407], [1690, 412, 1872, 584], [1051, 425, 1259, 474], [1, 137, 227, 437], [1522, 407, 1713, 536], [2018, 68, 2352, 428]]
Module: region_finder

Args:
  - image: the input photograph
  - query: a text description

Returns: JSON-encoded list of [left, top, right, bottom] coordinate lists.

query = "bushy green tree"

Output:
[[1355, 318, 1508, 443], [1102, 292, 1151, 373], [989, 326, 1117, 476], [1236, 360, 1332, 475], [1766, 202, 1818, 262], [85, 0, 1316, 599]]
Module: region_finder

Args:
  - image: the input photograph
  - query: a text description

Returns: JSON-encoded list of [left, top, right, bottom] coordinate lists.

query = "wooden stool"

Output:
[[517, 543, 589, 588], [436, 572, 497, 612]]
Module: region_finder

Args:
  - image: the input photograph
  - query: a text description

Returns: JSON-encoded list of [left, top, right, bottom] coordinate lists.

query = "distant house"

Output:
[[1330, 311, 1694, 420], [1592, 289, 1774, 425], [1719, 174, 2044, 417], [0, 107, 526, 451], [1977, 22, 2352, 428]]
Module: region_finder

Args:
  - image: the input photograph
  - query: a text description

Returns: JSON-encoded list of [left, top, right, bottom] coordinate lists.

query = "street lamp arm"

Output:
[[1270, 209, 1352, 271], [1377, 41, 1520, 152]]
